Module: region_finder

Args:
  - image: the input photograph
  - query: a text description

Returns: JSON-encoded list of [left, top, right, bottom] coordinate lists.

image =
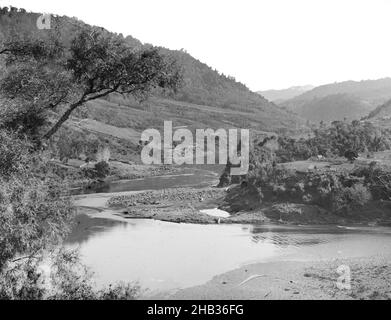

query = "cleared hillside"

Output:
[[0, 7, 305, 137]]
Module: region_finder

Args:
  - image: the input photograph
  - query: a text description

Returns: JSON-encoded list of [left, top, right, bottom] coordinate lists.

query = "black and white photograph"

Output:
[[0, 0, 391, 307]]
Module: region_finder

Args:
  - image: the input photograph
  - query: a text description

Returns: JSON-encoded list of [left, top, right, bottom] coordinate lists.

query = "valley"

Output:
[[1, 5, 391, 302]]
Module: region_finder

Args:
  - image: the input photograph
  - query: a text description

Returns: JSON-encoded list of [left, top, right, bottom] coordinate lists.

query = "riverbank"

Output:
[[75, 190, 391, 226], [72, 183, 391, 300], [162, 254, 391, 300], [99, 184, 391, 226], [70, 159, 391, 226]]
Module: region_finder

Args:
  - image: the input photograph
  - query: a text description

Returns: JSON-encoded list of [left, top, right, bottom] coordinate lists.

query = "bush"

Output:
[[0, 174, 75, 270], [0, 249, 139, 300], [0, 130, 30, 178], [333, 183, 372, 212], [353, 163, 391, 200], [274, 121, 391, 163], [0, 97, 47, 139], [94, 161, 110, 179]]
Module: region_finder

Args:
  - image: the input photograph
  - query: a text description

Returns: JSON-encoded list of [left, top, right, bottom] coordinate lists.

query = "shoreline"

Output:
[[157, 254, 391, 300], [72, 181, 391, 301], [75, 184, 391, 227]]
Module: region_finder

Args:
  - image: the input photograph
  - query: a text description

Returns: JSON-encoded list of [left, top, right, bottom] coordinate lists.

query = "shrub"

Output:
[[0, 174, 75, 270], [333, 183, 372, 212], [0, 249, 139, 300], [353, 163, 391, 200], [94, 161, 110, 179], [0, 130, 30, 178]]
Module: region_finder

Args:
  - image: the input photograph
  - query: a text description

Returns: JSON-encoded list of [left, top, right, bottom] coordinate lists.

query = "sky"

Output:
[[2, 0, 391, 91]]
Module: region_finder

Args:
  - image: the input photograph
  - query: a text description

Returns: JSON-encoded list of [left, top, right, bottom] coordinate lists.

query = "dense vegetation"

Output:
[[276, 120, 391, 163], [0, 7, 305, 136], [220, 120, 391, 215], [0, 129, 143, 299], [0, 10, 181, 142], [0, 6, 183, 299]]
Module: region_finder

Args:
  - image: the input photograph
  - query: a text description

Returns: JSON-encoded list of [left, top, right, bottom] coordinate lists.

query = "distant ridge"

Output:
[[258, 85, 314, 104]]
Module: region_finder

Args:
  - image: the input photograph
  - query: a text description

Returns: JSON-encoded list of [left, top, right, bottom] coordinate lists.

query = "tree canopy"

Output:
[[0, 24, 182, 141]]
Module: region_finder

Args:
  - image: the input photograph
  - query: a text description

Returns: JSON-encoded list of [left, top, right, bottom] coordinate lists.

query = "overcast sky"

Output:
[[2, 0, 391, 91]]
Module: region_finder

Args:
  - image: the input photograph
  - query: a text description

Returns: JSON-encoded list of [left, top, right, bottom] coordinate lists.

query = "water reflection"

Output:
[[65, 214, 391, 294], [75, 170, 218, 195], [67, 214, 128, 245]]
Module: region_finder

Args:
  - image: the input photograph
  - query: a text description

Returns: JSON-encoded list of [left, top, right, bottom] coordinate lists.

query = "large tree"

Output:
[[0, 24, 182, 141]]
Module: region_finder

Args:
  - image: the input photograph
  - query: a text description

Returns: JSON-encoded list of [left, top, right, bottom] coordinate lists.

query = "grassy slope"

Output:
[[0, 8, 307, 163]]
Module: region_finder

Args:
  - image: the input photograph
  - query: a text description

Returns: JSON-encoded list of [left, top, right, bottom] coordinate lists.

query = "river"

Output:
[[67, 169, 391, 296]]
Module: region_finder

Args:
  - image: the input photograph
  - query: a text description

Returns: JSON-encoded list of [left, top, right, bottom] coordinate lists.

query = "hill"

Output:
[[0, 6, 305, 140], [363, 98, 391, 130], [366, 99, 391, 120], [283, 93, 374, 123], [280, 78, 391, 123], [257, 85, 314, 104]]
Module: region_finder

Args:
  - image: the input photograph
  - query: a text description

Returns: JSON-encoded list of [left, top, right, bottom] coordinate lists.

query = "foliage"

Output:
[[0, 17, 182, 141], [333, 183, 372, 212], [275, 121, 391, 162], [47, 249, 139, 300], [0, 130, 140, 299], [353, 162, 391, 200], [0, 168, 75, 271], [254, 167, 372, 213], [221, 140, 375, 213], [0, 259, 46, 300], [0, 99, 48, 138], [0, 249, 139, 300], [0, 8, 304, 138], [276, 136, 317, 162], [0, 130, 30, 178], [53, 129, 102, 162], [94, 161, 110, 179], [0, 128, 139, 299], [344, 150, 358, 162]]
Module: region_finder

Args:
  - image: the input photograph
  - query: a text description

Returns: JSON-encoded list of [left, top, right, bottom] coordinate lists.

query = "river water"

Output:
[[67, 170, 391, 296]]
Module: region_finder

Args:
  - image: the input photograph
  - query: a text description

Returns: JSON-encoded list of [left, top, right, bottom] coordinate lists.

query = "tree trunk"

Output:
[[41, 87, 118, 141], [42, 100, 84, 140]]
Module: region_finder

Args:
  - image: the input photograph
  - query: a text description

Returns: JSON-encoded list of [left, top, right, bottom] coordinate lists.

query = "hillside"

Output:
[[363, 98, 391, 130], [367, 99, 391, 120], [258, 85, 314, 104], [280, 78, 391, 123], [0, 6, 305, 143], [283, 93, 374, 123]]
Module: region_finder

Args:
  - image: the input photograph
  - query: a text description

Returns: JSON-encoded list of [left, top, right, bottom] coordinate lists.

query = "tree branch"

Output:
[[42, 85, 120, 140]]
